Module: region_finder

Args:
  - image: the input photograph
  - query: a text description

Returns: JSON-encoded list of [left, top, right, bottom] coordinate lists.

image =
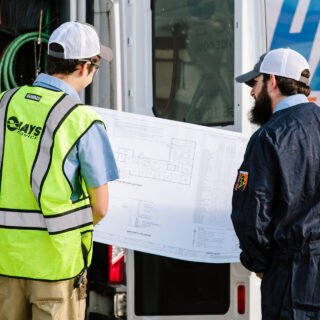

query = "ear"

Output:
[[79, 62, 89, 76], [269, 74, 278, 89]]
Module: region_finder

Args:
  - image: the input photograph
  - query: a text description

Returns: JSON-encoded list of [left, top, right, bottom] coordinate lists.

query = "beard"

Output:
[[249, 84, 273, 126]]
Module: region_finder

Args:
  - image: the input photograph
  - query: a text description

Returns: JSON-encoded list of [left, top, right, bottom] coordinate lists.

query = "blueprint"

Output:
[[93, 108, 249, 263]]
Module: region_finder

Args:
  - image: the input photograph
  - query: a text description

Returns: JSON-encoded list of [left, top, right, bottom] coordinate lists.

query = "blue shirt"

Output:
[[274, 94, 309, 113], [33, 73, 119, 201]]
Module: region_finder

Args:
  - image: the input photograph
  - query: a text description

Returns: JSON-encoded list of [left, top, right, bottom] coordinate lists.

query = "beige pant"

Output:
[[0, 275, 86, 320]]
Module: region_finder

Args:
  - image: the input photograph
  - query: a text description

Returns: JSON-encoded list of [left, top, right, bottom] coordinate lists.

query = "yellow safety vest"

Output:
[[0, 85, 104, 280]]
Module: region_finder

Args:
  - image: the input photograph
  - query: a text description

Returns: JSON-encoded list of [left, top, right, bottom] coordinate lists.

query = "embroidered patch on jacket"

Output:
[[234, 171, 248, 191], [25, 93, 42, 102]]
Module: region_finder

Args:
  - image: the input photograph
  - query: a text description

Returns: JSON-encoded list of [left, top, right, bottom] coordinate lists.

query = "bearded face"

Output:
[[249, 81, 273, 126]]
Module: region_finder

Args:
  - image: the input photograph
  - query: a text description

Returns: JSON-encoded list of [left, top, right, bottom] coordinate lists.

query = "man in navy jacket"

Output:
[[231, 48, 320, 320]]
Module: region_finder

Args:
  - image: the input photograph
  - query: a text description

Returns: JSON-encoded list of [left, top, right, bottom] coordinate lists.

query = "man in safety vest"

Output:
[[0, 22, 119, 319]]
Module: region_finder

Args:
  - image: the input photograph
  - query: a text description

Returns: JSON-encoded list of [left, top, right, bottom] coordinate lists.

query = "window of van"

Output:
[[152, 0, 234, 126]]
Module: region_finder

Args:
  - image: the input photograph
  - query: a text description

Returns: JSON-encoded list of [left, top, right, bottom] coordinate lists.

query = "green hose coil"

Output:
[[0, 32, 50, 91]]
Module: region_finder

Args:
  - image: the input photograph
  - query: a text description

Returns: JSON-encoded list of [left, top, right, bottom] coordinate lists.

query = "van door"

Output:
[[124, 0, 265, 319]]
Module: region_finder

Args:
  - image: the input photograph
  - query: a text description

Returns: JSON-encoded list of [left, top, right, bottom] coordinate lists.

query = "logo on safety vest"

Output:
[[7, 116, 42, 139], [234, 171, 248, 191], [25, 93, 42, 102]]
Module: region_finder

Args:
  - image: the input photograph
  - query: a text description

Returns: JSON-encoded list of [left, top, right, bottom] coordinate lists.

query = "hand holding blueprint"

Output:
[[93, 108, 249, 263]]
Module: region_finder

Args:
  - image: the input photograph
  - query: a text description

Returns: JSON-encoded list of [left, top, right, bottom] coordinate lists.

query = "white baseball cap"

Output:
[[48, 21, 113, 62], [236, 48, 310, 87]]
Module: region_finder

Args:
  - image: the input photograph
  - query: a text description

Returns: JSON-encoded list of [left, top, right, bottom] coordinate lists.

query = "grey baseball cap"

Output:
[[236, 48, 310, 87]]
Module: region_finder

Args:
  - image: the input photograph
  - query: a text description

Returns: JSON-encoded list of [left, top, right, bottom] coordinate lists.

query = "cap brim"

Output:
[[235, 70, 261, 87], [100, 45, 113, 62]]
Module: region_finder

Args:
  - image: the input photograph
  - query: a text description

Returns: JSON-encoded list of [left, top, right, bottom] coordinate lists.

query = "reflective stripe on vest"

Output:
[[0, 88, 19, 183], [0, 206, 92, 234], [31, 94, 79, 205]]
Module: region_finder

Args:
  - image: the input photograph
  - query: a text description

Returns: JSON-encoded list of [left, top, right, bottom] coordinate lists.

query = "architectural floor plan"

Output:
[[93, 108, 249, 263]]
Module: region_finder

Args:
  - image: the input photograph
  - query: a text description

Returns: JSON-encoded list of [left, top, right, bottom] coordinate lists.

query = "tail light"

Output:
[[108, 245, 125, 285], [237, 285, 246, 314]]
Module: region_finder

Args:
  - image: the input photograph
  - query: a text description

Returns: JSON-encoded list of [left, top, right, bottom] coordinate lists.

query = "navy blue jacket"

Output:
[[232, 102, 320, 319]]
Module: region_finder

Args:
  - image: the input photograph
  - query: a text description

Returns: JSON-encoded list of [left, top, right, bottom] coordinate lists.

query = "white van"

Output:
[[92, 1, 319, 319], [101, 2, 264, 319]]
